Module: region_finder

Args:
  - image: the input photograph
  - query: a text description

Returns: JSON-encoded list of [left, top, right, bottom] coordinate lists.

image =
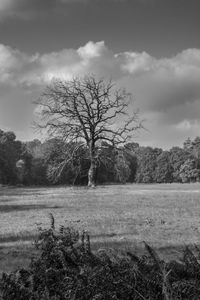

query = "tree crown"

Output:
[[36, 76, 142, 147]]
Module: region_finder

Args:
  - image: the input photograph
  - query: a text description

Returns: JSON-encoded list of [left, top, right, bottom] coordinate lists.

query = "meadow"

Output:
[[1, 183, 200, 274]]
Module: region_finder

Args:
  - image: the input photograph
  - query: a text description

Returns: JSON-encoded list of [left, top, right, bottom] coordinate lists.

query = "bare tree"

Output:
[[35, 76, 142, 187]]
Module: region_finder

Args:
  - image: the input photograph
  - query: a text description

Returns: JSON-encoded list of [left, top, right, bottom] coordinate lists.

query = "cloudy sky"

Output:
[[0, 0, 200, 149]]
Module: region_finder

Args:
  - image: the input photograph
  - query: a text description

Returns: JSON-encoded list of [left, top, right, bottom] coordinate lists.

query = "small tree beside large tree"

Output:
[[35, 76, 142, 187]]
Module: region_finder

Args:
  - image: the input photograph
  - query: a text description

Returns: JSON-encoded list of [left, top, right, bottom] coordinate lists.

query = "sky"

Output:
[[0, 0, 200, 149]]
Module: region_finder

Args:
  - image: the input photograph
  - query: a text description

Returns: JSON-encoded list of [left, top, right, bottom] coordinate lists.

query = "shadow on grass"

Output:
[[0, 232, 186, 259], [0, 186, 44, 197], [0, 233, 130, 245], [0, 204, 62, 212], [0, 233, 37, 244]]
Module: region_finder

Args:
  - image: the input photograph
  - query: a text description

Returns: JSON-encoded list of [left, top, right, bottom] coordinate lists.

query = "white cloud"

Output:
[[1, 41, 200, 107], [0, 44, 32, 83], [78, 41, 105, 59], [1, 40, 200, 147], [175, 120, 195, 131], [0, 41, 120, 85], [117, 51, 155, 75], [175, 119, 200, 131]]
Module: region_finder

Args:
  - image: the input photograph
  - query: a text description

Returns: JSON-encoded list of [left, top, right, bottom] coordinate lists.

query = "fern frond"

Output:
[[143, 242, 162, 271], [127, 251, 141, 264], [183, 246, 199, 268], [49, 213, 55, 230], [85, 232, 91, 254], [59, 225, 64, 235]]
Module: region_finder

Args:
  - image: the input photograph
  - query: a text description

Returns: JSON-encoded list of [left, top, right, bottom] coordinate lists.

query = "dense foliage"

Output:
[[1, 128, 200, 185], [1, 217, 200, 299], [0, 130, 22, 185]]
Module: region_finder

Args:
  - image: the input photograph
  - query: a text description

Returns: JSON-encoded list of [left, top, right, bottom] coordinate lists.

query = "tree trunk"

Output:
[[88, 158, 96, 187], [88, 140, 96, 187]]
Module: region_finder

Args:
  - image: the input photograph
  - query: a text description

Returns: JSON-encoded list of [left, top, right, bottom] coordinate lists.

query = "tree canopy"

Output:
[[1, 127, 200, 186], [35, 76, 142, 186]]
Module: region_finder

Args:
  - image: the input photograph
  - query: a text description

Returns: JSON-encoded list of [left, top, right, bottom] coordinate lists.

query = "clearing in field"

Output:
[[1, 183, 200, 273]]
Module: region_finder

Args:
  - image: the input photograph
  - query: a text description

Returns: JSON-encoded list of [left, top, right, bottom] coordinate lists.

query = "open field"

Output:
[[1, 183, 200, 273]]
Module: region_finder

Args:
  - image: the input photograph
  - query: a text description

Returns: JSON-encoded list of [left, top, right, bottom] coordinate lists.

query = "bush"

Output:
[[1, 216, 200, 299]]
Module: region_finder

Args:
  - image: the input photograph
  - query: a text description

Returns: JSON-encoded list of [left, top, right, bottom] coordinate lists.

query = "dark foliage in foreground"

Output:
[[1, 217, 200, 299]]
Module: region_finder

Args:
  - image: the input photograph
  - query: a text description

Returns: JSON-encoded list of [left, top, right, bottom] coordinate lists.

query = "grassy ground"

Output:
[[1, 183, 200, 273]]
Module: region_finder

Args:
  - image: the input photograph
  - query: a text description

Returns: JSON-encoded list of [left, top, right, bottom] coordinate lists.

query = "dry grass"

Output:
[[1, 183, 200, 273]]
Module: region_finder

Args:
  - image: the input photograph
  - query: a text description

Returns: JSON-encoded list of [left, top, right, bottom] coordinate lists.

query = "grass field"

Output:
[[1, 183, 200, 273]]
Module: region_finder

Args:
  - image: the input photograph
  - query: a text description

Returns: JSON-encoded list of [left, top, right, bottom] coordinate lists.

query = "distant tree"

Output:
[[183, 136, 200, 163], [135, 147, 162, 183], [154, 151, 173, 183], [30, 158, 48, 185], [0, 130, 22, 184], [23, 140, 50, 185], [183, 137, 193, 151], [35, 76, 142, 187], [19, 144, 34, 185], [114, 149, 131, 183], [25, 139, 43, 158], [123, 143, 139, 182], [16, 159, 25, 184], [179, 158, 200, 183], [191, 137, 200, 167], [169, 147, 192, 182], [95, 142, 116, 183]]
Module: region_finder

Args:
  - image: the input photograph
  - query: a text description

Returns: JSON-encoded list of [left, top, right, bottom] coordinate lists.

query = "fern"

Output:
[[2, 217, 200, 299], [49, 213, 55, 230]]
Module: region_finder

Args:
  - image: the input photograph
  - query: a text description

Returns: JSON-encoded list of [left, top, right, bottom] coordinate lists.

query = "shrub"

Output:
[[1, 215, 200, 299]]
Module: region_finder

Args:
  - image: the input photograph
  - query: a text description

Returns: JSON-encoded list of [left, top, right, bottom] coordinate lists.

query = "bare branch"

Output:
[[35, 75, 142, 186]]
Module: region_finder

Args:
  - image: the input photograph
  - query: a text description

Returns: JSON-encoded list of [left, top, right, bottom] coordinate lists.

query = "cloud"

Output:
[[0, 44, 32, 83], [1, 40, 200, 104], [1, 40, 200, 147], [175, 119, 200, 131], [115, 49, 200, 115], [0, 41, 120, 86]]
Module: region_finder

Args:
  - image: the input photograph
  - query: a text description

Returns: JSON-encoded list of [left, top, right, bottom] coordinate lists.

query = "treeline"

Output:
[[1, 128, 200, 185]]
